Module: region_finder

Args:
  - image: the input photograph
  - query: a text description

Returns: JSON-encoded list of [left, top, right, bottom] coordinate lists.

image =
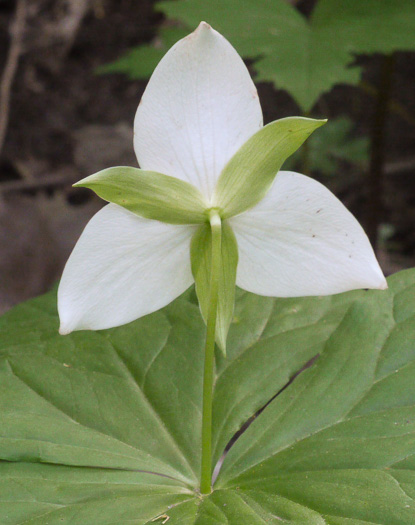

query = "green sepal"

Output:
[[191, 220, 238, 355], [74, 167, 207, 225], [214, 117, 327, 218]]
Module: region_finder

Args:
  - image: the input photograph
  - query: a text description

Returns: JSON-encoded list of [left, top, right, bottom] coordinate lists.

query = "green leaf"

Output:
[[145, 488, 327, 524], [75, 167, 207, 225], [214, 117, 326, 218], [0, 462, 192, 525], [190, 220, 238, 353], [3, 269, 415, 522], [217, 301, 392, 483], [156, 0, 415, 111], [0, 291, 205, 485], [213, 271, 415, 523], [314, 0, 415, 55]]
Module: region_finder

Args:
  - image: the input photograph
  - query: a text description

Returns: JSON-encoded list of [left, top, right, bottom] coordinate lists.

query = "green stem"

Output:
[[200, 210, 222, 494]]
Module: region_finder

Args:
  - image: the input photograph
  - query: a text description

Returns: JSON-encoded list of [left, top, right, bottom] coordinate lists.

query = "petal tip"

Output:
[[57, 298, 78, 336], [58, 324, 72, 336], [196, 21, 212, 32], [379, 278, 388, 291], [367, 269, 388, 291], [189, 21, 215, 43], [372, 264, 388, 290]]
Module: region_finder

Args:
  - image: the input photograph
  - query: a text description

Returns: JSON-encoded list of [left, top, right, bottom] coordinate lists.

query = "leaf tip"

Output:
[[217, 337, 227, 357], [314, 118, 328, 129], [73, 174, 94, 189]]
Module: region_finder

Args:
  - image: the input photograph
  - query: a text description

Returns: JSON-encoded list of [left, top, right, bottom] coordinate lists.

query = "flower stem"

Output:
[[200, 210, 222, 494]]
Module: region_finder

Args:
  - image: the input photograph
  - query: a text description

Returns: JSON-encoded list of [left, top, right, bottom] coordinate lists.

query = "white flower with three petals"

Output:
[[58, 22, 387, 337]]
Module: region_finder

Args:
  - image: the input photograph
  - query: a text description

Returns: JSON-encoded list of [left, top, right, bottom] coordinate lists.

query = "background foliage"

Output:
[[2, 0, 415, 311], [101, 0, 415, 112]]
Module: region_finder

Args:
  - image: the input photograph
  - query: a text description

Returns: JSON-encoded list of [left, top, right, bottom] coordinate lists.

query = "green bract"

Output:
[[75, 167, 207, 225], [191, 219, 238, 354], [74, 118, 325, 225], [215, 117, 327, 218], [283, 116, 370, 175]]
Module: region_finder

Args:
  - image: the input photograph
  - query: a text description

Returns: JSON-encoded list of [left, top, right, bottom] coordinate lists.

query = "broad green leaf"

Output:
[[190, 220, 238, 353], [0, 290, 205, 485], [75, 167, 207, 225], [314, 0, 415, 55], [217, 302, 393, 482], [215, 117, 326, 218], [0, 462, 192, 525], [211, 292, 357, 468], [0, 277, 356, 523], [213, 271, 415, 523], [3, 270, 415, 523], [245, 470, 415, 525], [144, 488, 326, 524], [155, 0, 415, 111]]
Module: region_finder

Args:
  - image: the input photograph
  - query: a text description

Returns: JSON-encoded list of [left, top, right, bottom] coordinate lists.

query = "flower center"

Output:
[[205, 207, 222, 223]]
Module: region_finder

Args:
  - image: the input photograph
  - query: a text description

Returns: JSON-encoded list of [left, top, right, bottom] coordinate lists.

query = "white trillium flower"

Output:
[[58, 22, 387, 337]]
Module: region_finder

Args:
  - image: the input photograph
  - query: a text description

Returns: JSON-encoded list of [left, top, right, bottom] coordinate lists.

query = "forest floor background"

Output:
[[1, 0, 415, 313]]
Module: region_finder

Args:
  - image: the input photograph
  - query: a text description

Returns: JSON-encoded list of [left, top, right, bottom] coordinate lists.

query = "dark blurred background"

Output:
[[1, 0, 415, 313]]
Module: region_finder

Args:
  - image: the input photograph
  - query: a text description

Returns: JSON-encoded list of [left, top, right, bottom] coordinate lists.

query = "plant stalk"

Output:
[[200, 210, 222, 494]]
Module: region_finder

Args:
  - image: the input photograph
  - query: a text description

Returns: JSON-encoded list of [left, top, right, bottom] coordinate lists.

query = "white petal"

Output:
[[58, 204, 195, 334], [134, 22, 263, 201], [230, 171, 387, 297]]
